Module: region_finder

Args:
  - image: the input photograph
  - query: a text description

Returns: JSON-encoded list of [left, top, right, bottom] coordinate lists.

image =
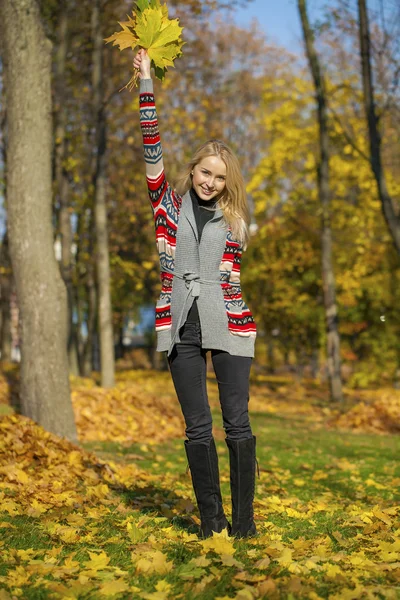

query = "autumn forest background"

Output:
[[0, 0, 399, 598]]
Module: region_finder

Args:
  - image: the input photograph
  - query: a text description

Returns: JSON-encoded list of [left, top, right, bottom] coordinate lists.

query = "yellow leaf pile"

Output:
[[105, 0, 184, 89], [72, 371, 185, 443], [0, 367, 185, 444], [0, 414, 145, 517], [329, 389, 400, 434]]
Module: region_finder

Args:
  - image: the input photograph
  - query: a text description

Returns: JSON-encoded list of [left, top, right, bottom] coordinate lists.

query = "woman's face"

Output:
[[192, 156, 227, 201]]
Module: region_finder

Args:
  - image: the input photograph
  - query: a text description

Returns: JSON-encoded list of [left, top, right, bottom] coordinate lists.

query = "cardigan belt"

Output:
[[161, 265, 232, 352]]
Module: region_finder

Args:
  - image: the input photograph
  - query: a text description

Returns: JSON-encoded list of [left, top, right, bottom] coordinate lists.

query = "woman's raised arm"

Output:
[[134, 49, 171, 214]]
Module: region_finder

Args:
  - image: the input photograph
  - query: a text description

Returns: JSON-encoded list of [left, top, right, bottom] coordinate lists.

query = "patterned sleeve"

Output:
[[139, 78, 174, 214]]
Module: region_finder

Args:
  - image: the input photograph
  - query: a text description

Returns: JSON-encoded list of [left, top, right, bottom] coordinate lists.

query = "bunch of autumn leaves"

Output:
[[105, 0, 184, 90]]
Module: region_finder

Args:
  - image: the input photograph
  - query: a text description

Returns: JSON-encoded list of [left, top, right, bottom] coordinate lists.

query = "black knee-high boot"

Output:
[[184, 438, 231, 539], [225, 435, 257, 538]]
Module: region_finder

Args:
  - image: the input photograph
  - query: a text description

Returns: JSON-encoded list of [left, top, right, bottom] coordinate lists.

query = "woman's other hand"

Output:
[[133, 49, 151, 79]]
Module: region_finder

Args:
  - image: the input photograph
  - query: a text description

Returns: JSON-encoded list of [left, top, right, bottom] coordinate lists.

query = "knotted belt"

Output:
[[160, 265, 228, 352]]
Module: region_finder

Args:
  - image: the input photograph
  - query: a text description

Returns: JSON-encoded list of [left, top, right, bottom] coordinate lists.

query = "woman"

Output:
[[134, 49, 258, 539]]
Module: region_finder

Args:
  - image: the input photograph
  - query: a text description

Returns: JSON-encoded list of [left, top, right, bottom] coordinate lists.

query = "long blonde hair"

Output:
[[174, 140, 250, 248]]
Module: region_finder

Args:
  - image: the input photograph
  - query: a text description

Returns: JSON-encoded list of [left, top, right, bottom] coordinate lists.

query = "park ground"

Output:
[[0, 366, 399, 599]]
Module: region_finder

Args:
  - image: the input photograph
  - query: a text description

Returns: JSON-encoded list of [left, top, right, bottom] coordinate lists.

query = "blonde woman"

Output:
[[134, 49, 257, 539]]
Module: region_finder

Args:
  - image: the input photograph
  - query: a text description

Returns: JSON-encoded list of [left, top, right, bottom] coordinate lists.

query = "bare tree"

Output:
[[91, 0, 115, 387], [0, 0, 77, 440], [358, 0, 400, 255], [53, 3, 80, 375], [0, 97, 12, 363], [0, 233, 12, 362], [298, 0, 344, 402]]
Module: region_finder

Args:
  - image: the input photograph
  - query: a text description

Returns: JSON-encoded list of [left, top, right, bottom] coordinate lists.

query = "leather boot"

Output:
[[184, 438, 231, 539], [225, 435, 257, 538]]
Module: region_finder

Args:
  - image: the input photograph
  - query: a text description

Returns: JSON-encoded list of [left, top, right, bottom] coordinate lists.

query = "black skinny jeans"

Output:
[[168, 321, 253, 443]]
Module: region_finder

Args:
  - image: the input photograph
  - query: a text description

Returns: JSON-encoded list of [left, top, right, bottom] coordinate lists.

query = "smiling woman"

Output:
[[133, 48, 258, 541]]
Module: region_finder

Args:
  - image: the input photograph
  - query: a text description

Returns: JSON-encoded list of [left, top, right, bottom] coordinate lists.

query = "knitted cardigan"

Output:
[[139, 78, 257, 357]]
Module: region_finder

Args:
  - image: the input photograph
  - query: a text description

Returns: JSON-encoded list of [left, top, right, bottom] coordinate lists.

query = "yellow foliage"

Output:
[[105, 0, 184, 89]]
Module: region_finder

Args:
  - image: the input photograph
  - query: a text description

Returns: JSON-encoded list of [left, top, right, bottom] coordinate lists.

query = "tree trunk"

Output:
[[0, 98, 12, 363], [82, 263, 98, 378], [91, 0, 115, 387], [0, 234, 12, 362], [266, 335, 276, 374], [310, 345, 319, 379], [75, 284, 85, 374], [53, 3, 79, 376], [358, 0, 400, 255], [0, 0, 77, 440], [298, 0, 343, 402]]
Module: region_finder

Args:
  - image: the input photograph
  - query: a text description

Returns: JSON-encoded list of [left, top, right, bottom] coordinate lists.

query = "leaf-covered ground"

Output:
[[0, 368, 400, 599]]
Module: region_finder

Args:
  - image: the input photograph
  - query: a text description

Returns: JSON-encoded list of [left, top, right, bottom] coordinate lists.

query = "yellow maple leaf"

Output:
[[66, 513, 86, 526], [189, 555, 211, 567], [1, 499, 20, 515], [256, 579, 277, 595], [15, 468, 29, 484], [99, 578, 129, 596], [135, 550, 173, 574], [286, 507, 303, 518], [104, 23, 138, 51], [136, 8, 182, 61], [277, 547, 293, 567], [234, 588, 255, 600], [68, 450, 83, 466], [134, 557, 151, 573], [254, 556, 271, 570], [16, 549, 35, 561], [27, 498, 48, 517], [148, 44, 179, 70], [4, 565, 31, 587], [62, 555, 80, 572], [127, 521, 149, 542], [293, 478, 305, 486], [56, 526, 80, 544], [288, 561, 303, 574], [180, 530, 199, 542], [219, 554, 244, 568], [379, 551, 399, 562], [373, 507, 392, 525], [200, 528, 235, 556], [85, 550, 111, 571], [155, 580, 172, 593], [304, 558, 322, 571]]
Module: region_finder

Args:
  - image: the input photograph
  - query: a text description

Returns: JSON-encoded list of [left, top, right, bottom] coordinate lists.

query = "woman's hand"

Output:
[[133, 49, 151, 79]]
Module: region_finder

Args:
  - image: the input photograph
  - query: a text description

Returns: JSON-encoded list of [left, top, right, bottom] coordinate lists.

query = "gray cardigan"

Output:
[[157, 191, 255, 357]]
